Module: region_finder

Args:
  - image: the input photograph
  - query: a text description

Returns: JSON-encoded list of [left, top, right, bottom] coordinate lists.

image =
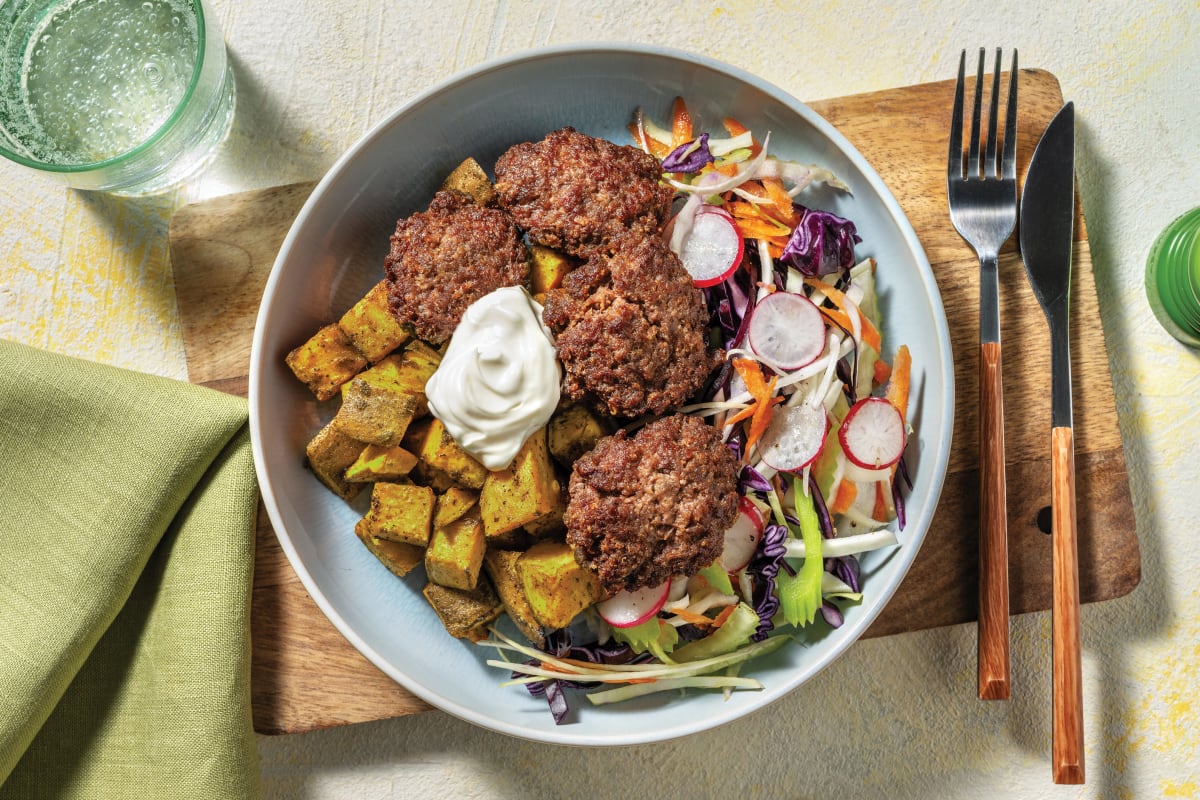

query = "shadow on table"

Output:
[[1054, 114, 1177, 796], [201, 49, 331, 195]]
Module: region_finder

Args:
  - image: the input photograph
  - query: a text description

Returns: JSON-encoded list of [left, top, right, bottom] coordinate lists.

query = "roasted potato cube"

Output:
[[425, 508, 487, 591], [406, 417, 488, 490], [355, 517, 424, 577], [516, 540, 603, 630], [333, 373, 420, 447], [529, 245, 574, 296], [479, 429, 560, 539], [422, 578, 503, 641], [368, 482, 435, 546], [285, 323, 367, 401], [370, 341, 442, 416], [338, 281, 412, 363], [410, 463, 462, 493], [521, 487, 567, 540], [434, 486, 479, 527], [441, 157, 497, 206], [547, 400, 612, 466], [484, 548, 546, 647], [304, 421, 365, 501], [343, 443, 419, 483]]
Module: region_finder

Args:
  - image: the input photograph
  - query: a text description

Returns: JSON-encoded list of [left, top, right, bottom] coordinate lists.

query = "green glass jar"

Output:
[[1146, 207, 1200, 348]]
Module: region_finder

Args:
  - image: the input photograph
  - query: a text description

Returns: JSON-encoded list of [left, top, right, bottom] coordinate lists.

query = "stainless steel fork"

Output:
[[947, 47, 1018, 702]]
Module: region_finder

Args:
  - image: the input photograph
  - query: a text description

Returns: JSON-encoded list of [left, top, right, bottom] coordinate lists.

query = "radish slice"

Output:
[[597, 580, 671, 628], [676, 206, 744, 287], [747, 291, 826, 369], [838, 397, 907, 469], [757, 401, 829, 472], [720, 497, 764, 573]]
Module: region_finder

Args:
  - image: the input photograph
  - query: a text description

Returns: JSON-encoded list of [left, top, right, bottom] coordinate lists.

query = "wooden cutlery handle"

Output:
[[978, 341, 1010, 700], [1052, 425, 1085, 784]]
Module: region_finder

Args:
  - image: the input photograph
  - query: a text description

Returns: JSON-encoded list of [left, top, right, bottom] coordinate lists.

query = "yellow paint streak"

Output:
[[1162, 779, 1198, 798], [1118, 591, 1200, 767]]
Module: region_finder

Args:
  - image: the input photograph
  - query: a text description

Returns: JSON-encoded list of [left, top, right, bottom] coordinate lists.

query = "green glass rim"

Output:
[[0, 0, 208, 173], [1152, 207, 1200, 333]]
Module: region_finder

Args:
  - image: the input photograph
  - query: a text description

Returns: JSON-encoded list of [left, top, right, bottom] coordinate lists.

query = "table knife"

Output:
[[1019, 101, 1084, 785]]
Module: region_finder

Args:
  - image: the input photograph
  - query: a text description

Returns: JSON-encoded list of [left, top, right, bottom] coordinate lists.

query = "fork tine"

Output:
[[948, 49, 966, 180], [1002, 50, 1019, 180], [967, 47, 985, 179], [985, 48, 1002, 178]]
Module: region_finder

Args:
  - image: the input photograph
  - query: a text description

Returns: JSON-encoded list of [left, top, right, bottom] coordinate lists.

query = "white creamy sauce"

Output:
[[425, 286, 561, 470]]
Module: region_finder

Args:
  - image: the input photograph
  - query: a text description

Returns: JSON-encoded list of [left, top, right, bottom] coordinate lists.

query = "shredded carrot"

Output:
[[829, 478, 858, 515], [886, 344, 911, 424], [724, 403, 756, 427], [873, 480, 890, 521], [669, 606, 717, 627], [746, 398, 779, 453], [724, 392, 781, 427], [671, 96, 693, 146], [760, 177, 799, 226], [722, 116, 761, 156], [806, 278, 883, 354], [727, 214, 789, 240], [628, 121, 671, 159], [723, 116, 748, 136], [712, 604, 738, 628], [873, 358, 892, 387], [730, 358, 781, 455]]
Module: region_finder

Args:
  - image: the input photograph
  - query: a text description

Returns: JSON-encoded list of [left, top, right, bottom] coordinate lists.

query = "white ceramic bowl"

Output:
[[249, 44, 954, 746]]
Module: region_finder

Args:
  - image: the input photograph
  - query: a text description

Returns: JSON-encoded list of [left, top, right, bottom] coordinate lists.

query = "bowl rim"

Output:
[[248, 41, 955, 745]]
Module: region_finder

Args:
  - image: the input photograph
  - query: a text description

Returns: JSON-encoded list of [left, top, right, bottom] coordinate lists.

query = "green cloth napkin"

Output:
[[0, 340, 260, 799]]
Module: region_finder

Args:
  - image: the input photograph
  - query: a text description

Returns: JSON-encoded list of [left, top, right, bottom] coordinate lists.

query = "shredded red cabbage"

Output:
[[748, 522, 788, 641], [518, 632, 646, 724], [891, 469, 908, 530], [808, 472, 835, 539], [819, 601, 844, 628], [662, 133, 714, 173], [739, 465, 773, 495], [781, 206, 862, 276], [826, 555, 861, 594]]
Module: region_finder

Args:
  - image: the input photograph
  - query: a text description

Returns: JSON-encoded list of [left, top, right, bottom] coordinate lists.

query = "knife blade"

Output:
[[1019, 101, 1084, 785]]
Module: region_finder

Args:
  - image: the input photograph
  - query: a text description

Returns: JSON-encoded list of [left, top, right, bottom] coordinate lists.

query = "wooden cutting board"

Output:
[[170, 69, 1139, 735]]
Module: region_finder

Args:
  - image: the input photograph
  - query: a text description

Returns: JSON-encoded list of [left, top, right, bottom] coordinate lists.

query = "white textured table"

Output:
[[2, 2, 1197, 797]]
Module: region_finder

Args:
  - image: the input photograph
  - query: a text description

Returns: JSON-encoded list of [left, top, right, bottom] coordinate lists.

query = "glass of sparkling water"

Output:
[[0, 0, 234, 195]]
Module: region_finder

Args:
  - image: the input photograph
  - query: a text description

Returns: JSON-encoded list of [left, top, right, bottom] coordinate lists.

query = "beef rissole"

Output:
[[565, 414, 740, 595], [542, 232, 719, 418], [493, 126, 674, 259], [384, 189, 530, 346]]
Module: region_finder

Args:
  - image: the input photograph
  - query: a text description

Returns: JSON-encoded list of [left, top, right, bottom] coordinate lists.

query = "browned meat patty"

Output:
[[384, 190, 530, 345], [541, 232, 718, 418], [566, 414, 739, 594], [493, 127, 674, 258]]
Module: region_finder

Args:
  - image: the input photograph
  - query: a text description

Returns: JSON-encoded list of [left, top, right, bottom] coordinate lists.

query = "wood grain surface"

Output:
[[977, 340, 1010, 700], [169, 69, 1140, 735], [1051, 425, 1085, 784]]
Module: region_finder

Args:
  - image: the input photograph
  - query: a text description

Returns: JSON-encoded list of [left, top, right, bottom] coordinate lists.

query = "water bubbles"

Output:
[[7, 0, 201, 163], [141, 60, 164, 86]]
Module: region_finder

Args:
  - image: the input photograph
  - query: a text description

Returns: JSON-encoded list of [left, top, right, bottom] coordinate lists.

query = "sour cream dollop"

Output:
[[425, 286, 561, 470]]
